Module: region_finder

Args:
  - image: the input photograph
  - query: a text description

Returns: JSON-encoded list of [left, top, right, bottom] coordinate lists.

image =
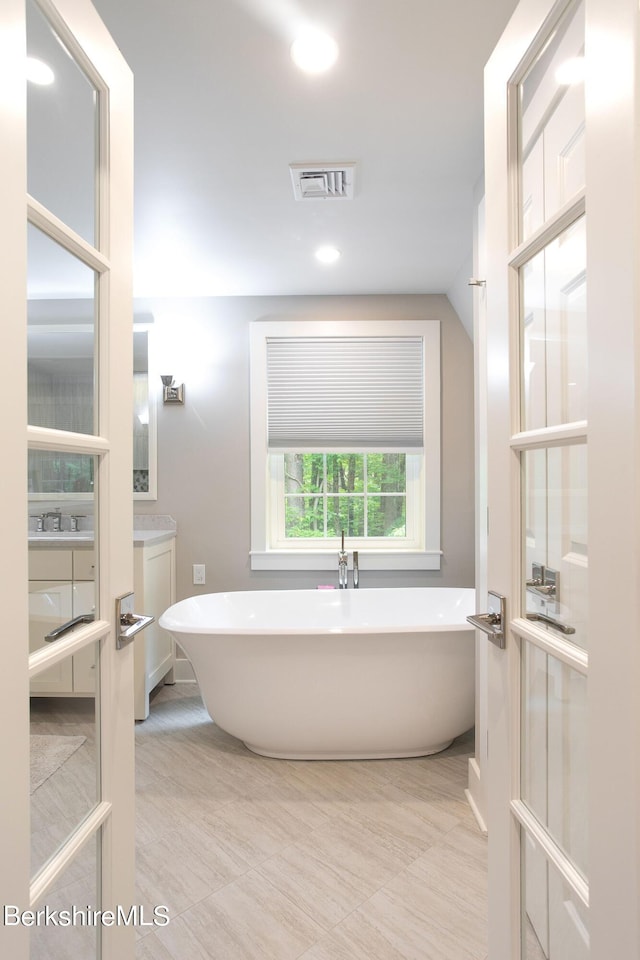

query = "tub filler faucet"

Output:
[[338, 532, 359, 588], [338, 530, 348, 588]]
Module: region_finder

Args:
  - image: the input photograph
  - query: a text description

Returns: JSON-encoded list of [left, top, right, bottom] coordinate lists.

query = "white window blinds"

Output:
[[266, 336, 425, 452]]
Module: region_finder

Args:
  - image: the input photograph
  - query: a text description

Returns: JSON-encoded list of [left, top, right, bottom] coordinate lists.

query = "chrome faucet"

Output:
[[338, 530, 348, 588], [338, 532, 359, 588], [44, 509, 62, 532]]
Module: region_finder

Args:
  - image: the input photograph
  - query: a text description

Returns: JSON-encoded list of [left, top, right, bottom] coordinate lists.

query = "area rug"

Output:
[[30, 735, 87, 794]]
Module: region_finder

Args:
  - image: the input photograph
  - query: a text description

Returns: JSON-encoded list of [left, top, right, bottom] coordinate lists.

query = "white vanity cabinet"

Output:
[[28, 533, 176, 715], [133, 535, 176, 720], [28, 548, 96, 695]]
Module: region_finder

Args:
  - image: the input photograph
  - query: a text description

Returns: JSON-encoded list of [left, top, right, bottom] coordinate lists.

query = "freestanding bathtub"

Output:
[[159, 587, 476, 760]]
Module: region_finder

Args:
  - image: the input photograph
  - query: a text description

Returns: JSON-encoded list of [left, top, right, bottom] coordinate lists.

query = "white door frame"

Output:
[[483, 0, 640, 956], [0, 1, 135, 957], [585, 0, 640, 952], [0, 3, 31, 955], [466, 186, 489, 833]]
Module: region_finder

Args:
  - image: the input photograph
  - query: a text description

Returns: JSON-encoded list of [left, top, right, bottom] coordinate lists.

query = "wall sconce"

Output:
[[160, 374, 185, 404]]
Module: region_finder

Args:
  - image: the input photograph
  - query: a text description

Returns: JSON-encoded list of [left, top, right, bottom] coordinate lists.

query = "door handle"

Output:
[[467, 591, 506, 649], [116, 592, 154, 649], [45, 613, 95, 642], [526, 612, 575, 635]]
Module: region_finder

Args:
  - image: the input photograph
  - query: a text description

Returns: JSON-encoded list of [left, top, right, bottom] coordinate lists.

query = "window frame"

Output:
[[249, 319, 442, 571]]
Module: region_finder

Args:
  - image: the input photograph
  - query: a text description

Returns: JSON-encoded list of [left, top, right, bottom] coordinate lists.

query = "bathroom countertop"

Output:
[[132, 529, 176, 546], [28, 529, 176, 548]]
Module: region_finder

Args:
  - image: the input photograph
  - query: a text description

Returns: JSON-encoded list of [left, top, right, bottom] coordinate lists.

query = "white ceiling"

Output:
[[87, 0, 519, 300]]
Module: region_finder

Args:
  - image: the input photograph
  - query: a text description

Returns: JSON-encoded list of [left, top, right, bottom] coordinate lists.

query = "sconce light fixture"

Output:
[[160, 374, 185, 404]]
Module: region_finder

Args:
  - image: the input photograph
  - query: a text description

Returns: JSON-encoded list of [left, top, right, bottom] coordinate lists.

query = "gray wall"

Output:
[[447, 251, 474, 341], [133, 294, 475, 601]]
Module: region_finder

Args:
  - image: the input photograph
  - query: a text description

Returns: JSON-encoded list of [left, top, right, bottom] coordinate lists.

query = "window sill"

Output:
[[249, 550, 442, 571]]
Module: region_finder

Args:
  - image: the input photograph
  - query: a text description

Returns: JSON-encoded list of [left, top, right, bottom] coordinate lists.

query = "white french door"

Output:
[[483, 0, 640, 957], [0, 1, 135, 958]]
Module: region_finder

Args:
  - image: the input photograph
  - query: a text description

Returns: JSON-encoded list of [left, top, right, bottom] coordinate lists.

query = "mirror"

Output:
[[27, 303, 157, 500], [133, 322, 158, 498]]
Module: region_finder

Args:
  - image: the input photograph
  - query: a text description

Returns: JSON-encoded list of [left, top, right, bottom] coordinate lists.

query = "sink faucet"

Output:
[[338, 530, 348, 588], [44, 509, 62, 532], [353, 550, 359, 589]]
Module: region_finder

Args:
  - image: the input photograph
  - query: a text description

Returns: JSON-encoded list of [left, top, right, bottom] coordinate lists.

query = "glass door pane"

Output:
[[519, 1, 585, 241], [29, 450, 100, 875], [522, 445, 588, 648], [27, 225, 98, 438], [26, 0, 97, 245], [522, 830, 589, 960], [30, 835, 99, 959], [521, 643, 588, 875], [30, 642, 99, 876], [521, 216, 586, 432]]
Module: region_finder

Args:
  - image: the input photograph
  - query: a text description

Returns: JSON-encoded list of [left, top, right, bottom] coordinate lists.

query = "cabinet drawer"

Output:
[[28, 549, 72, 580], [73, 550, 96, 581]]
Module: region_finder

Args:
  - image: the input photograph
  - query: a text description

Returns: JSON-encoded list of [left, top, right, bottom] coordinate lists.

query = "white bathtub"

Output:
[[159, 587, 476, 760]]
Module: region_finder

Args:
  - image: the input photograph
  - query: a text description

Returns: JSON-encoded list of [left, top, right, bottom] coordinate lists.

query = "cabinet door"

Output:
[[28, 548, 72, 580], [133, 539, 176, 719], [72, 581, 97, 693], [29, 581, 73, 693], [73, 549, 96, 581]]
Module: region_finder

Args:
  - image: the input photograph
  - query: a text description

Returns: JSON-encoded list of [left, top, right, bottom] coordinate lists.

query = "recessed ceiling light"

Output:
[[315, 245, 341, 264], [290, 29, 338, 74], [26, 56, 55, 86]]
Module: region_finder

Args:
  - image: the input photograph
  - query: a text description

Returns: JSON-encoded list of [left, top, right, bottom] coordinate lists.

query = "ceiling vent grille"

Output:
[[289, 162, 356, 201]]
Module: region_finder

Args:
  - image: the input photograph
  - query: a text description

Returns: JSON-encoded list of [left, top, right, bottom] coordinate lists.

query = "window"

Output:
[[281, 453, 407, 538], [250, 319, 441, 570]]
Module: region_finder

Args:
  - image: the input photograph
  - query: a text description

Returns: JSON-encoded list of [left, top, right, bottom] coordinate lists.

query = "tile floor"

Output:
[[28, 682, 488, 958], [134, 682, 488, 960]]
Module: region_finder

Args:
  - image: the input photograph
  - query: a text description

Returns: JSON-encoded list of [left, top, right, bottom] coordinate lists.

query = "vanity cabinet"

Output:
[[133, 536, 176, 720], [29, 548, 96, 695], [29, 535, 176, 716]]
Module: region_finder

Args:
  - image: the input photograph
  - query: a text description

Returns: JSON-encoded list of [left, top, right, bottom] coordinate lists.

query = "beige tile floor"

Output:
[[134, 682, 489, 960], [27, 683, 488, 959]]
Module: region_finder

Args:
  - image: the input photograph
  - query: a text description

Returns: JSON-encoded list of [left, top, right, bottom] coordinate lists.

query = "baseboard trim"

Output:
[[173, 658, 196, 683]]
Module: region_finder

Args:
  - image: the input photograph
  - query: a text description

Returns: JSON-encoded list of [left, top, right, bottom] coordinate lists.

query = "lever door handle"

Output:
[[116, 592, 154, 649], [45, 613, 95, 642], [526, 612, 575, 635], [467, 591, 507, 649], [119, 612, 154, 640], [526, 583, 556, 598]]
